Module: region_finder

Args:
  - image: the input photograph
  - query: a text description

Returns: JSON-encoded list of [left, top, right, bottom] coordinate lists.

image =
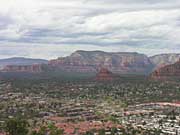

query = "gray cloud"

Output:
[[0, 0, 180, 58]]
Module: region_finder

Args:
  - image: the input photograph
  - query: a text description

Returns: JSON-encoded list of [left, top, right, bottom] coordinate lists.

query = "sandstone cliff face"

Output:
[[150, 59, 180, 81], [150, 54, 180, 70], [2, 64, 42, 73], [49, 50, 153, 74], [3, 52, 180, 75]]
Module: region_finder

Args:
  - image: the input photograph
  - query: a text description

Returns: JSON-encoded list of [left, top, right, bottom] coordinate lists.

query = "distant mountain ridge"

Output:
[[49, 51, 180, 75], [49, 50, 154, 74], [1, 51, 180, 75], [0, 57, 48, 69]]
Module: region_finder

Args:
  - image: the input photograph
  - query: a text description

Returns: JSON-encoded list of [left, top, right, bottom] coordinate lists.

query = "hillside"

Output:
[[2, 52, 180, 76], [49, 50, 153, 75], [150, 59, 180, 81], [150, 54, 180, 69]]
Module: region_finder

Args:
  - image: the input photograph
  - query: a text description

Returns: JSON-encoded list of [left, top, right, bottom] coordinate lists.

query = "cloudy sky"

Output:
[[0, 0, 180, 59]]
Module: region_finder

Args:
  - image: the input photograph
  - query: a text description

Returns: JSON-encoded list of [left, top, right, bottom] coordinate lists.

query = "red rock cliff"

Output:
[[150, 59, 180, 81], [95, 68, 114, 81], [2, 64, 42, 73]]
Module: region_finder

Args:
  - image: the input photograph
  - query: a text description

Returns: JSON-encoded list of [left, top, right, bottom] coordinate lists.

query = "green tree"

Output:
[[108, 115, 119, 124], [48, 123, 64, 135], [111, 127, 118, 135], [84, 131, 94, 135], [30, 123, 64, 135], [153, 128, 162, 135], [98, 129, 105, 135], [30, 126, 47, 135], [4, 118, 29, 135]]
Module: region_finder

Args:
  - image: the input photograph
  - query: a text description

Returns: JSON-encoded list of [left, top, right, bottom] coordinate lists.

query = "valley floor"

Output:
[[0, 78, 180, 135]]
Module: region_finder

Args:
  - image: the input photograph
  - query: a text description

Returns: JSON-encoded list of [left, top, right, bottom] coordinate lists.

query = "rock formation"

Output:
[[2, 51, 180, 75], [150, 59, 180, 81], [49, 50, 153, 74], [150, 54, 180, 70], [95, 68, 114, 81], [2, 64, 42, 73]]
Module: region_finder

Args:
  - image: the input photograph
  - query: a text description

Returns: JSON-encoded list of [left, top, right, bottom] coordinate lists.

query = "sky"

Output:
[[0, 0, 180, 59]]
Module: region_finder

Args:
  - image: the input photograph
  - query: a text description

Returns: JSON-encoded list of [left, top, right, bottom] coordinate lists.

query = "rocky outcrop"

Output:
[[2, 52, 180, 75], [150, 59, 180, 81], [150, 54, 180, 70], [49, 50, 153, 74], [2, 64, 42, 73], [95, 68, 114, 81]]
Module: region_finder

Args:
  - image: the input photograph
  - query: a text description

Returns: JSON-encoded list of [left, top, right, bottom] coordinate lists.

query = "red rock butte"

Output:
[[150, 59, 180, 81], [95, 68, 114, 81]]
